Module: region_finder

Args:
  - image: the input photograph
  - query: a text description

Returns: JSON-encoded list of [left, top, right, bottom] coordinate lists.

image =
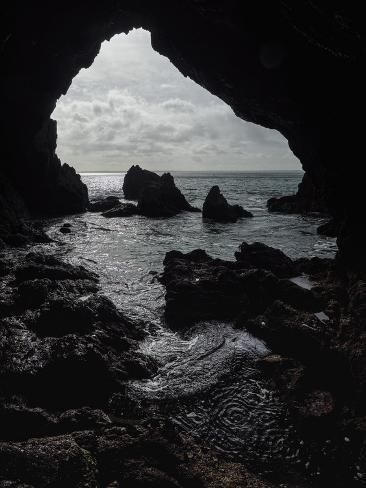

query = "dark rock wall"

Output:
[[1, 2, 365, 266]]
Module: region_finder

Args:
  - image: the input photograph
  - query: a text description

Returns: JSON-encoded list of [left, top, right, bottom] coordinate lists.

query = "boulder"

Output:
[[102, 202, 138, 218], [137, 173, 200, 217], [235, 241, 297, 278], [161, 246, 321, 326], [123, 165, 161, 200], [88, 196, 120, 212], [202, 186, 252, 222]]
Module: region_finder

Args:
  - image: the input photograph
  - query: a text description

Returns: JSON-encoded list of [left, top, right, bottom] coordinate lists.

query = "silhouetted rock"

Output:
[[202, 186, 252, 222], [123, 165, 161, 200], [235, 241, 297, 278], [137, 173, 200, 217], [267, 174, 329, 215], [245, 300, 336, 363], [161, 245, 321, 326], [317, 218, 341, 237], [102, 202, 138, 218], [0, 252, 150, 412], [88, 196, 120, 212]]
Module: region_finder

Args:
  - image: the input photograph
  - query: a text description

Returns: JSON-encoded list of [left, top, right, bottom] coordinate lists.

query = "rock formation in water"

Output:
[[123, 165, 161, 200], [137, 172, 200, 217], [161, 245, 321, 326], [202, 186, 252, 222], [102, 202, 139, 218], [88, 196, 120, 212], [267, 173, 329, 215], [234, 241, 297, 278], [122, 166, 199, 217]]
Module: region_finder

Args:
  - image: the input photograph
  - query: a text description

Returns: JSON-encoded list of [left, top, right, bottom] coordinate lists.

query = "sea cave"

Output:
[[1, 3, 366, 487]]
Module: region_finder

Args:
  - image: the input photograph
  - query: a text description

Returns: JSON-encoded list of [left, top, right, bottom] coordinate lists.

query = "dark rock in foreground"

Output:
[[0, 251, 150, 412], [235, 241, 297, 278], [161, 245, 321, 326], [88, 196, 120, 212], [267, 174, 329, 215], [102, 202, 139, 218], [202, 185, 252, 222]]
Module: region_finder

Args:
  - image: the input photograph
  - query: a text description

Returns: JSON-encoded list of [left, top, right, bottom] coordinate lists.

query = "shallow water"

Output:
[[42, 171, 337, 477]]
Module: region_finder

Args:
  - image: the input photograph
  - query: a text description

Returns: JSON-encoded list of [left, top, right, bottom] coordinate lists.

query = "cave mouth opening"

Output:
[[52, 28, 299, 176]]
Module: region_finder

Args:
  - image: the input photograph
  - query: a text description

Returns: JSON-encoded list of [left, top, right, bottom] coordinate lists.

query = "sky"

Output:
[[53, 28, 299, 173]]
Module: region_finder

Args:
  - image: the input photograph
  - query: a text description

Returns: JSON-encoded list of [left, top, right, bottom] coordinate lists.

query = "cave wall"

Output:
[[1, 1, 365, 267]]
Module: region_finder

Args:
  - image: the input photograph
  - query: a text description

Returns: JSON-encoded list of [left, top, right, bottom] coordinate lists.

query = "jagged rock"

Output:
[[0, 435, 97, 487], [102, 202, 138, 218], [123, 165, 161, 200], [15, 252, 98, 283], [58, 407, 111, 432], [161, 246, 321, 326], [202, 186, 252, 222], [137, 173, 200, 217], [245, 300, 337, 362], [235, 241, 297, 278], [88, 196, 120, 212], [267, 174, 329, 215], [0, 252, 151, 412]]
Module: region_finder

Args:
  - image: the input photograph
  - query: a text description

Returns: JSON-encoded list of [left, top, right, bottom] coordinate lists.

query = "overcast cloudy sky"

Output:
[[53, 28, 299, 172]]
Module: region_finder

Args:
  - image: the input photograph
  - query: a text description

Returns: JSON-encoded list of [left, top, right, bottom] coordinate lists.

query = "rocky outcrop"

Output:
[[123, 165, 161, 200], [161, 245, 322, 326], [202, 186, 252, 222], [267, 174, 329, 215], [91, 170, 199, 218], [88, 196, 120, 212], [137, 172, 200, 217], [102, 202, 139, 218], [0, 251, 150, 411], [235, 241, 297, 278]]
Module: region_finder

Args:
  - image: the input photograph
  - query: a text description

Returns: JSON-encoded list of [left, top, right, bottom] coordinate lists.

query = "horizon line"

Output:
[[79, 168, 304, 174]]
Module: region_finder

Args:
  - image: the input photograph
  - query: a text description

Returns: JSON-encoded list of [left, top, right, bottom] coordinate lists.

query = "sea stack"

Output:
[[123, 165, 200, 217], [202, 185, 252, 222]]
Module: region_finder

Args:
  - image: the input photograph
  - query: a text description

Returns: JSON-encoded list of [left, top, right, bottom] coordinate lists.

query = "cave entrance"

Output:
[[52, 28, 299, 174]]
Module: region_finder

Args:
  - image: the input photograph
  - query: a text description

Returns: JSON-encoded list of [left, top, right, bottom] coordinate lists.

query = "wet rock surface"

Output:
[[160, 241, 366, 486], [102, 202, 139, 218], [0, 246, 283, 488], [161, 243, 321, 325], [88, 196, 120, 213], [202, 186, 252, 222]]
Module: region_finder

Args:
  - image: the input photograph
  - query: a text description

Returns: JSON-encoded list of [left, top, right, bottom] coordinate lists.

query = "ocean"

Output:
[[44, 170, 337, 475]]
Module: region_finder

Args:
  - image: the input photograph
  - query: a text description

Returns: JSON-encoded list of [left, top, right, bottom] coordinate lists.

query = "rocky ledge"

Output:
[[202, 186, 252, 223], [0, 246, 280, 488], [160, 240, 366, 485], [161, 242, 323, 325]]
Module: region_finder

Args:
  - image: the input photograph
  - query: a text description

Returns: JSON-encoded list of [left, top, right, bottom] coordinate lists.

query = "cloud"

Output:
[[52, 28, 299, 172]]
